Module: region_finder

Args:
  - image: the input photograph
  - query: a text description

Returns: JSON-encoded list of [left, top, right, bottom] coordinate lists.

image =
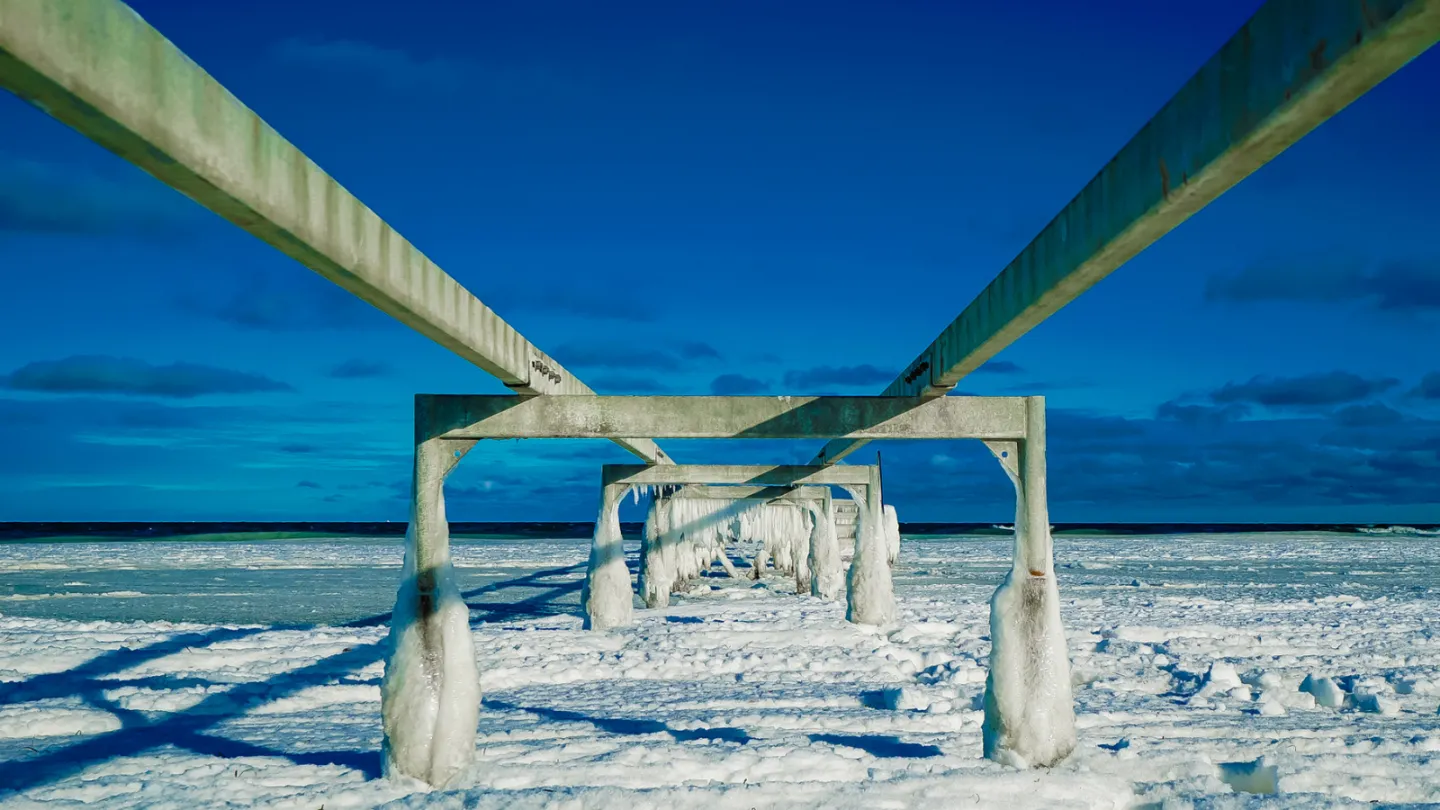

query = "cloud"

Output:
[[328, 359, 391, 379], [976, 360, 1024, 375], [0, 158, 195, 237], [710, 374, 769, 395], [1210, 372, 1398, 408], [279, 443, 320, 454], [677, 342, 722, 361], [5, 356, 293, 399], [1333, 402, 1405, 428], [551, 344, 680, 371], [589, 375, 670, 393], [1410, 372, 1440, 400], [1206, 258, 1440, 311], [782, 364, 894, 390], [271, 39, 469, 92], [1156, 400, 1250, 426], [176, 273, 378, 331]]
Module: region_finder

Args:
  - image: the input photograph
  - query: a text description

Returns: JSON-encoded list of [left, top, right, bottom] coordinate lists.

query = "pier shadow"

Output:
[[0, 560, 592, 795], [483, 698, 753, 744], [807, 733, 943, 758]]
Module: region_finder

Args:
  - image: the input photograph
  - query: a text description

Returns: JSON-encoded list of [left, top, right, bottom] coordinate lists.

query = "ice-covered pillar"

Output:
[[805, 497, 842, 600], [844, 467, 897, 625], [639, 495, 674, 609], [981, 396, 1076, 768], [381, 436, 481, 788], [582, 482, 634, 630]]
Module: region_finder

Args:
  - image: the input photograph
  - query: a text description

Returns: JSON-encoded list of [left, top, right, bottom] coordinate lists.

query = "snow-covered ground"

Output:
[[1, 531, 1438, 808]]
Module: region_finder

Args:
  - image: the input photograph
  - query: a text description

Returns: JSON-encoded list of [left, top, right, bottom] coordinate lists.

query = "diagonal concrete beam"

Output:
[[0, 0, 668, 465], [815, 0, 1440, 464], [418, 394, 1029, 442]]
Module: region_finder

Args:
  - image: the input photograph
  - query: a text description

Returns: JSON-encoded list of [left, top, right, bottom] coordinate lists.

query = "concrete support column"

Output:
[[981, 397, 1076, 768], [381, 437, 480, 787], [582, 483, 634, 630], [845, 470, 897, 625]]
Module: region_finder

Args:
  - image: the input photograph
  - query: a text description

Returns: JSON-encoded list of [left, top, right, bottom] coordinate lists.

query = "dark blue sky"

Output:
[[2, 0, 1437, 523]]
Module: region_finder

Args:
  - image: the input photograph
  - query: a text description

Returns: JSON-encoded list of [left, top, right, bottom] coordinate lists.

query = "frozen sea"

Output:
[[1, 530, 1438, 808]]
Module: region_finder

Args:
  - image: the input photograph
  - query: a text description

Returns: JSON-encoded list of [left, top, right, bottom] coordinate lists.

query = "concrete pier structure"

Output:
[[607, 465, 863, 617], [419, 394, 1044, 631], [7, 0, 1438, 786]]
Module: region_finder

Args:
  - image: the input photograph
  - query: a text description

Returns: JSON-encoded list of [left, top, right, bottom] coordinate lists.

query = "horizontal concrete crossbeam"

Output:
[[815, 0, 1440, 464], [603, 465, 873, 488], [0, 0, 666, 465], [666, 485, 831, 503], [418, 395, 1029, 442]]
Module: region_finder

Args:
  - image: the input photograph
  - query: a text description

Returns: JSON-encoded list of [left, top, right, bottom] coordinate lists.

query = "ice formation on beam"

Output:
[[639, 497, 743, 609], [840, 486, 896, 625], [804, 499, 842, 600], [639, 496, 819, 607], [581, 487, 635, 630], [736, 504, 812, 590], [882, 504, 901, 566], [981, 436, 1076, 768], [381, 441, 480, 788]]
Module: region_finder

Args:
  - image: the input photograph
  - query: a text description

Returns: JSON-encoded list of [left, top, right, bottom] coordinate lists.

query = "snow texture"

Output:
[[981, 461, 1076, 768], [582, 489, 634, 630], [841, 487, 896, 626], [805, 499, 843, 600], [4, 531, 1440, 807], [883, 504, 902, 567], [380, 467, 480, 788]]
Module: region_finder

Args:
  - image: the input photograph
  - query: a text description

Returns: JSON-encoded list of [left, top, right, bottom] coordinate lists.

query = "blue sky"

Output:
[[1, 0, 1437, 523]]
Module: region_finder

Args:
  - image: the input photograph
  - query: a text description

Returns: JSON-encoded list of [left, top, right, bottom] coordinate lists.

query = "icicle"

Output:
[[883, 504, 901, 566]]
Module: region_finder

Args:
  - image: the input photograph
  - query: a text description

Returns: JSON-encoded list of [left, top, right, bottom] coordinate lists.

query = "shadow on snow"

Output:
[[0, 560, 589, 794]]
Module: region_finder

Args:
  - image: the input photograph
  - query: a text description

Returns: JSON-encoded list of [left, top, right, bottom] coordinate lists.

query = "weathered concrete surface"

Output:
[[420, 395, 1027, 441], [815, 0, 1440, 464], [0, 0, 666, 465], [604, 464, 874, 487], [668, 484, 832, 503]]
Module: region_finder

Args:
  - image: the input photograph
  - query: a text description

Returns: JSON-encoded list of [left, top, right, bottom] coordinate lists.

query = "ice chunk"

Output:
[[1351, 691, 1399, 715], [1218, 757, 1279, 794], [1300, 674, 1346, 708], [1205, 662, 1242, 690], [876, 686, 931, 711]]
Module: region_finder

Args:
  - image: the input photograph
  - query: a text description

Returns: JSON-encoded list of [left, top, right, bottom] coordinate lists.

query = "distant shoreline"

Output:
[[1, 521, 1436, 542]]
